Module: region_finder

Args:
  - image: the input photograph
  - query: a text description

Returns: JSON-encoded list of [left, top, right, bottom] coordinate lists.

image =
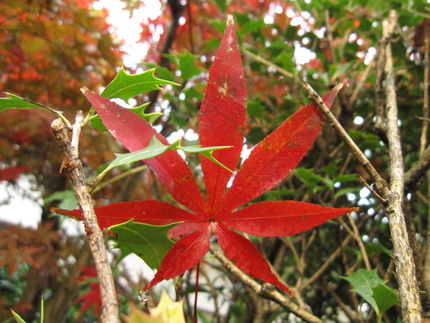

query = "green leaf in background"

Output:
[[101, 67, 179, 101], [343, 269, 384, 311], [141, 63, 177, 83], [294, 168, 333, 192], [329, 61, 355, 82], [109, 220, 179, 270], [44, 190, 77, 211], [334, 186, 362, 198], [89, 115, 108, 131], [178, 50, 201, 81], [214, 0, 227, 13], [247, 101, 264, 118], [342, 269, 399, 319], [333, 174, 359, 184], [365, 242, 393, 256]]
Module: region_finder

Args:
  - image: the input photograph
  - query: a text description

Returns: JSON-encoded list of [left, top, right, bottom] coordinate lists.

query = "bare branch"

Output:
[[383, 11, 422, 322], [404, 144, 430, 191], [51, 117, 119, 323]]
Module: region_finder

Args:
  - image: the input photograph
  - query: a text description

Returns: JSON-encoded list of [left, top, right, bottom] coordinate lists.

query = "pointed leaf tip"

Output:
[[227, 14, 235, 26], [334, 82, 344, 91], [199, 14, 246, 211], [80, 86, 90, 94]]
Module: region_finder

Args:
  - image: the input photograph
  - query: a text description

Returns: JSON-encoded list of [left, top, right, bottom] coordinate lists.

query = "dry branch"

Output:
[[382, 11, 422, 322], [51, 116, 119, 323]]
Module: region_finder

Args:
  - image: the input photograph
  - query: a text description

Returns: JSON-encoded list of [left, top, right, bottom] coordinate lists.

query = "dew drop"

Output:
[[138, 289, 150, 302]]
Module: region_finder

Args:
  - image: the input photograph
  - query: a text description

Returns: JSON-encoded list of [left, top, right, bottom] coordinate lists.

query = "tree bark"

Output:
[[383, 11, 422, 322], [51, 115, 119, 323]]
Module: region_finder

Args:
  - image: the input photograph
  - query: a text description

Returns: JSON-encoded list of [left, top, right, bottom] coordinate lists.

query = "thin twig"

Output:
[[324, 10, 337, 64], [358, 174, 385, 202], [420, 29, 429, 154], [404, 144, 430, 191], [302, 82, 390, 202], [417, 116, 430, 122], [347, 214, 371, 270], [348, 60, 375, 110], [199, 264, 222, 323], [51, 117, 119, 323]]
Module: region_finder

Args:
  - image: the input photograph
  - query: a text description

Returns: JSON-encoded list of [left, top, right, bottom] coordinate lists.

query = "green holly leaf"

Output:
[[181, 144, 233, 173], [101, 67, 179, 101], [0, 92, 65, 118], [0, 92, 70, 125], [109, 220, 179, 270], [106, 136, 172, 172], [371, 283, 399, 315], [294, 168, 333, 192], [95, 136, 232, 184], [342, 268, 398, 318], [129, 103, 163, 125], [0, 93, 42, 111], [44, 190, 77, 210], [178, 50, 201, 81], [90, 68, 176, 131]]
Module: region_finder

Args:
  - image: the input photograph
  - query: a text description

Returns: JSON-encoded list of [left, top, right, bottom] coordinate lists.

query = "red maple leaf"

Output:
[[0, 165, 29, 182], [60, 16, 355, 295], [75, 266, 102, 316]]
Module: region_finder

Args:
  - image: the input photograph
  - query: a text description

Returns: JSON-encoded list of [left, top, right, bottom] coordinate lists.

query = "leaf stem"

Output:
[[21, 97, 72, 129], [81, 107, 97, 128]]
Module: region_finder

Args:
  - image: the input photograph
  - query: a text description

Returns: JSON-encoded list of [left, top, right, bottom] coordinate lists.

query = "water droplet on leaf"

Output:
[[138, 289, 150, 302]]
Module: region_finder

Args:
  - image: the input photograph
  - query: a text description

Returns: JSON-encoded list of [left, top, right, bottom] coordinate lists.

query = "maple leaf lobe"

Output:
[[199, 13, 247, 213]]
